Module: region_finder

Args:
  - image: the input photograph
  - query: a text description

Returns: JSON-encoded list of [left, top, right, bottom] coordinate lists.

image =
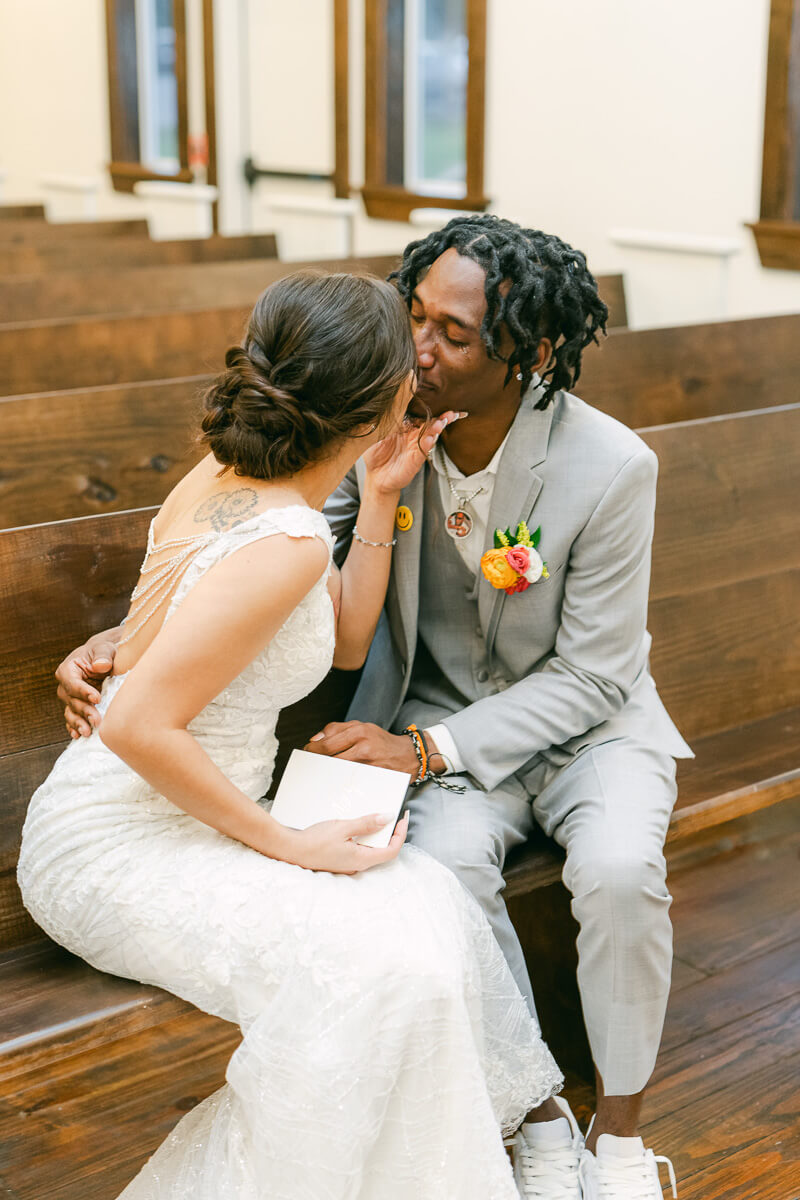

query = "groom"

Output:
[[305, 216, 692, 1199]]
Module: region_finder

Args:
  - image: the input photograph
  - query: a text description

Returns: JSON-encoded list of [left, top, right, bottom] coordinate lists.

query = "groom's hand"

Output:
[[304, 722, 420, 779]]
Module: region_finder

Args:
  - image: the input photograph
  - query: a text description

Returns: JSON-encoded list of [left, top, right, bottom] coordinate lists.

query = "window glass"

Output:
[[406, 0, 467, 196], [136, 0, 180, 172]]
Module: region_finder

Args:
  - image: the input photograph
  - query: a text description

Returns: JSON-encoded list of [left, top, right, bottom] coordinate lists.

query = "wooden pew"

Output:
[[0, 204, 46, 219], [0, 257, 629, 325], [1, 402, 798, 1086], [0, 308, 248, 395], [0, 301, 787, 526], [0, 254, 403, 323], [0, 378, 206, 527], [0, 377, 207, 527], [0, 248, 468, 394], [1, 305, 793, 526], [0, 218, 149, 244], [580, 311, 800, 426], [0, 233, 278, 277]]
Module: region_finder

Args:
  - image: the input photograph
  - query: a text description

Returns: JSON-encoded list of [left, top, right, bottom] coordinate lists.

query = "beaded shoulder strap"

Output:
[[118, 524, 215, 648], [119, 506, 333, 648]]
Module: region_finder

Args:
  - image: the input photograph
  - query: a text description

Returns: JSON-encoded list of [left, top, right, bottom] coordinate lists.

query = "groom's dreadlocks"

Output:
[[390, 215, 608, 410]]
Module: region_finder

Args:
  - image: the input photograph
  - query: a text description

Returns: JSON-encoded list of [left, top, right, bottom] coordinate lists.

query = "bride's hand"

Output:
[[284, 811, 409, 875], [362, 411, 466, 495]]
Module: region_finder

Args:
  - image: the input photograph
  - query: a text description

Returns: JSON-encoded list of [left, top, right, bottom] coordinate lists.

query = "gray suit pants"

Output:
[[403, 737, 677, 1096]]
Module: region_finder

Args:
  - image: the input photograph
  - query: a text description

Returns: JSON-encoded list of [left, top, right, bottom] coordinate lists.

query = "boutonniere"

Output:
[[480, 521, 549, 596]]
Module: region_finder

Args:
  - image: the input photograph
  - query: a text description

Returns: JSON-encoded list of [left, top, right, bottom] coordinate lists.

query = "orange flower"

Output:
[[480, 548, 518, 590]]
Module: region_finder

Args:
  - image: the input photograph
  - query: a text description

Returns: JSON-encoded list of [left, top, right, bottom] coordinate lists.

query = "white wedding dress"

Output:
[[18, 505, 561, 1199]]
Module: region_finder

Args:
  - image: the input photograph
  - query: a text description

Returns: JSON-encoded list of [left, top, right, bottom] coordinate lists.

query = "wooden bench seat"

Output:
[[0, 233, 278, 277], [0, 942, 194, 1085]]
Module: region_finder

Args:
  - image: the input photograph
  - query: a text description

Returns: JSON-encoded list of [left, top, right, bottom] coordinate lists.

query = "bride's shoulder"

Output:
[[255, 504, 334, 547], [196, 505, 332, 587]]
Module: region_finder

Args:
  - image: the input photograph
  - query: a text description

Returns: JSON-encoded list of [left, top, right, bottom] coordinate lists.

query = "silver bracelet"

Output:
[[353, 527, 397, 548]]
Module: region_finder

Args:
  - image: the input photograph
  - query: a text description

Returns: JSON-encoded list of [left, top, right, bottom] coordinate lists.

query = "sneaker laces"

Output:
[[516, 1139, 581, 1199], [580, 1147, 678, 1199]]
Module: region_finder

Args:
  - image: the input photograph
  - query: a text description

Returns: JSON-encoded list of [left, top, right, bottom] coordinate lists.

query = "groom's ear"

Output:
[[533, 337, 553, 373]]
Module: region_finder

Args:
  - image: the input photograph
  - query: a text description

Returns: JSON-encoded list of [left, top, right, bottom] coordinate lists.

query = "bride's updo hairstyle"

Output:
[[201, 270, 416, 479]]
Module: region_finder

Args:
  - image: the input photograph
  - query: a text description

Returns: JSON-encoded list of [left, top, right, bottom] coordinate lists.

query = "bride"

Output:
[[18, 269, 561, 1199]]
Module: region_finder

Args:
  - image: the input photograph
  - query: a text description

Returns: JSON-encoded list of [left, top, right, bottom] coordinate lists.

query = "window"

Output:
[[105, 0, 191, 192], [750, 0, 800, 268], [364, 0, 487, 221]]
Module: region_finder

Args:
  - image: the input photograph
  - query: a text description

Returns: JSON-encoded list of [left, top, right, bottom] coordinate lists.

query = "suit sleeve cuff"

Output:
[[425, 724, 465, 776]]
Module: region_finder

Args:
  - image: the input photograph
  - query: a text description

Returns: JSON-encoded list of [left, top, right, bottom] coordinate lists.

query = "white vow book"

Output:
[[269, 749, 410, 848]]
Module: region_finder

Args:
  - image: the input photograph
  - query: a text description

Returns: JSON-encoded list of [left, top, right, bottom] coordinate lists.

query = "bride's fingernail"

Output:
[[309, 732, 325, 741]]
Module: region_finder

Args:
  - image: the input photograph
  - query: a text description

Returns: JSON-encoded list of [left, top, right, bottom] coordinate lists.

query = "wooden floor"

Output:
[[1, 804, 798, 1199]]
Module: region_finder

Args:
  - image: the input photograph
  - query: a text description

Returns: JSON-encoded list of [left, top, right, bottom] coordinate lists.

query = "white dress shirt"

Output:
[[424, 432, 510, 776]]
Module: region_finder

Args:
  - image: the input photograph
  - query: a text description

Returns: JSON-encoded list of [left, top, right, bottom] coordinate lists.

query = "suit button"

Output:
[[476, 669, 489, 682], [475, 627, 483, 638]]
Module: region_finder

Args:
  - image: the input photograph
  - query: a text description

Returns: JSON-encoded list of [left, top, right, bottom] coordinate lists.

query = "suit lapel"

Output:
[[390, 467, 426, 664], [480, 395, 555, 652]]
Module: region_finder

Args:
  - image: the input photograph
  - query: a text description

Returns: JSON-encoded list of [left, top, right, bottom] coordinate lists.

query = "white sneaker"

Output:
[[579, 1130, 678, 1200], [511, 1096, 583, 1199]]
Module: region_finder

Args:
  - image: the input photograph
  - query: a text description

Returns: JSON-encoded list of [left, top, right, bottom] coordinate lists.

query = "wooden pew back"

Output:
[[641, 403, 800, 740], [580, 312, 800, 426], [1, 403, 798, 948], [0, 254, 627, 324], [0, 233, 278, 276], [0, 377, 207, 527], [0, 254, 411, 395], [0, 508, 154, 945], [0, 204, 46, 219], [0, 218, 149, 244], [0, 254, 403, 323], [0, 308, 249, 395]]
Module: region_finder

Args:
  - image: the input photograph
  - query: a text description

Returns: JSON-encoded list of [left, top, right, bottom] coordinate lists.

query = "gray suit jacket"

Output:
[[325, 388, 693, 793]]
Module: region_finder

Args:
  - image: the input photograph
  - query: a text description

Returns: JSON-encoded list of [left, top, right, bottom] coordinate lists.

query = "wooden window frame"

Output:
[[363, 0, 488, 221], [750, 0, 800, 268], [105, 0, 192, 193]]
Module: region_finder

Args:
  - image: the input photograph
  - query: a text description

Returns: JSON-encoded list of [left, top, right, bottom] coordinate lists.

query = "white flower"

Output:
[[523, 549, 544, 583]]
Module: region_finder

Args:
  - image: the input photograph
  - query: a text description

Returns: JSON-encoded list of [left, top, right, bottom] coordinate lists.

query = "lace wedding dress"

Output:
[[18, 505, 562, 1199]]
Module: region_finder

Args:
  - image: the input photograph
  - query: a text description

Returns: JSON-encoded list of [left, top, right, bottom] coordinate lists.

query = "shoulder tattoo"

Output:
[[194, 488, 259, 532]]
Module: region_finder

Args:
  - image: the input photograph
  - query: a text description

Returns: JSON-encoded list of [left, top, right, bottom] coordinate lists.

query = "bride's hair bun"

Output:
[[201, 270, 416, 480]]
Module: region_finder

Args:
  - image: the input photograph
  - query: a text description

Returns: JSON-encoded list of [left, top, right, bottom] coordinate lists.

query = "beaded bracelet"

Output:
[[353, 527, 397, 548], [402, 724, 467, 794]]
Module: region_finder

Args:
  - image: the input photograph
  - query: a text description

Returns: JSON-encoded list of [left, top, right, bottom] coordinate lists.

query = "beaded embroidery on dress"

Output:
[[18, 504, 561, 1199]]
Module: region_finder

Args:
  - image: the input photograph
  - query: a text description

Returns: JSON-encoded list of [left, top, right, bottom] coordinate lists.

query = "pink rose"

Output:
[[504, 577, 531, 595], [505, 545, 530, 574]]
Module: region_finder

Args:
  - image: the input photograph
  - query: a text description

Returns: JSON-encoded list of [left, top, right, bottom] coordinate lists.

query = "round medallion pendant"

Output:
[[445, 510, 473, 539]]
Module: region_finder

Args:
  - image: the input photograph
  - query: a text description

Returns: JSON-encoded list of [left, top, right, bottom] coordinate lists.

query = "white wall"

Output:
[[483, 0, 800, 326], [0, 0, 140, 217]]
